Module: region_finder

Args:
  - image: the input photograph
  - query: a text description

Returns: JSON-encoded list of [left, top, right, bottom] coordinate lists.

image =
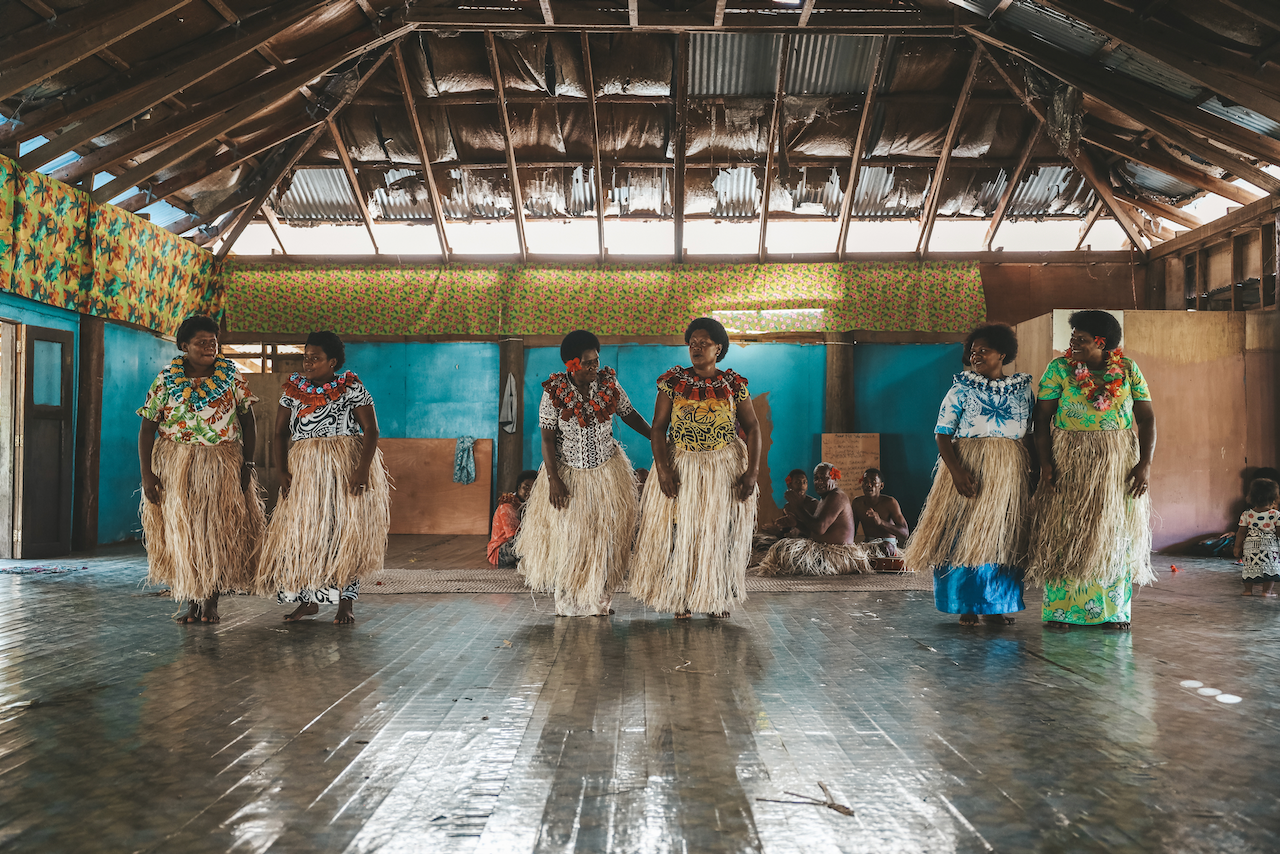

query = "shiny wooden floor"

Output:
[[1, 550, 1277, 853]]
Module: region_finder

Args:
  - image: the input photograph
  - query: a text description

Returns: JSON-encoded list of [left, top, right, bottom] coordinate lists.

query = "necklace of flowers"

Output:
[[544, 367, 621, 427], [1064, 346, 1126, 412], [287, 370, 358, 404], [163, 356, 238, 410], [658, 366, 747, 401]]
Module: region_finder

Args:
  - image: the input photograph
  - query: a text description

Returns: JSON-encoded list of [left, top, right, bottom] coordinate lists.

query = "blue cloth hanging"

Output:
[[453, 436, 477, 485]]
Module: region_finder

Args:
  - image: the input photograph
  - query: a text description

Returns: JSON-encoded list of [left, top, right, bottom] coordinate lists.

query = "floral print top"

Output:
[[138, 356, 257, 446], [1240, 508, 1280, 539], [935, 372, 1034, 440], [279, 371, 373, 442], [657, 366, 749, 452], [1037, 356, 1151, 432]]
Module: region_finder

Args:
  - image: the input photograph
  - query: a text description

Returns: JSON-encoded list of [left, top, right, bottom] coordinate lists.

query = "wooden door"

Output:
[[16, 326, 75, 558]]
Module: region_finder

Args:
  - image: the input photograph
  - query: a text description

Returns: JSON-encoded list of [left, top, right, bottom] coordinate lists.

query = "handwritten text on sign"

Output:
[[820, 433, 881, 484]]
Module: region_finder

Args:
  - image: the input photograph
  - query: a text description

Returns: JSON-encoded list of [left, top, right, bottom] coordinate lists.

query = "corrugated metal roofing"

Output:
[[852, 166, 924, 218], [373, 168, 434, 222], [1119, 161, 1202, 201], [711, 167, 760, 218], [785, 35, 882, 96], [274, 168, 361, 222], [1007, 165, 1094, 217], [689, 34, 782, 96]]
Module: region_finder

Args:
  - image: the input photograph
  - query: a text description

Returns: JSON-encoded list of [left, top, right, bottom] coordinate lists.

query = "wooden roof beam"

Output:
[[971, 39, 1149, 256], [1113, 190, 1205, 231], [1075, 198, 1105, 250], [539, 0, 556, 26], [798, 0, 817, 28], [714, 0, 728, 27], [261, 203, 288, 254], [581, 33, 608, 263], [1218, 0, 1280, 34], [983, 120, 1040, 251], [917, 48, 981, 254], [0, 0, 198, 102], [486, 30, 529, 263], [837, 35, 890, 260], [1082, 129, 1265, 207], [393, 40, 452, 263], [758, 34, 792, 262], [406, 8, 960, 32], [328, 116, 380, 253], [629, 0, 639, 28], [674, 32, 689, 262]]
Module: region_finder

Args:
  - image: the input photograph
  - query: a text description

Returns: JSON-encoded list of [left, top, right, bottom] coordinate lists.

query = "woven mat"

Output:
[[364, 568, 931, 595]]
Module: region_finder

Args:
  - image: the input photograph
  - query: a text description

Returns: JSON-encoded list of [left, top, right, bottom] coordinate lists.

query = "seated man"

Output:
[[852, 467, 909, 558], [488, 469, 538, 567], [757, 463, 871, 576]]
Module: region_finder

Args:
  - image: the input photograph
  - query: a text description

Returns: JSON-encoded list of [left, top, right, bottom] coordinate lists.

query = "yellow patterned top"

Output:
[[657, 366, 750, 452]]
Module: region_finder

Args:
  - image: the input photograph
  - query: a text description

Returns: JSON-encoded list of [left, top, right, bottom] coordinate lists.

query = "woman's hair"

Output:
[[964, 323, 1018, 365], [559, 330, 601, 363], [306, 330, 346, 370], [517, 469, 540, 489], [175, 315, 219, 348], [1068, 310, 1123, 351], [685, 317, 730, 362], [1249, 477, 1280, 509]]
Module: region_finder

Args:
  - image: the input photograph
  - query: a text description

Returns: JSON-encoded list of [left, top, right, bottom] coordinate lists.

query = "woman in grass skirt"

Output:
[[516, 330, 652, 616], [631, 317, 761, 619], [255, 331, 389, 624], [905, 324, 1034, 626], [138, 315, 265, 624]]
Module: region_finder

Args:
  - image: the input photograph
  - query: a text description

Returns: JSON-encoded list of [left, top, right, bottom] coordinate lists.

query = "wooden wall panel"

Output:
[[1246, 312, 1280, 474], [382, 438, 492, 535], [983, 263, 1146, 326], [1011, 312, 1053, 380]]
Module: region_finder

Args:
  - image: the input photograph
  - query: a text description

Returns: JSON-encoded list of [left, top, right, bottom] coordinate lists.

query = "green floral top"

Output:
[[137, 356, 257, 446], [1037, 356, 1150, 431]]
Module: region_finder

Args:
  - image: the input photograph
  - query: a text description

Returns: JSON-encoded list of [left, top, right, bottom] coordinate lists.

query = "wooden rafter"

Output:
[[393, 41, 452, 263], [486, 30, 529, 262], [0, 0, 197, 102], [798, 0, 817, 28], [17, 2, 328, 171], [407, 7, 960, 33], [1218, 0, 1280, 34], [674, 33, 689, 262], [988, 0, 1015, 18], [1037, 0, 1280, 121], [758, 34, 792, 261], [968, 26, 1280, 195], [1113, 191, 1204, 231], [260, 203, 288, 254], [539, 0, 556, 26], [836, 35, 890, 260], [629, 0, 639, 28], [1082, 131, 1264, 207], [714, 0, 728, 27], [580, 34, 608, 263], [328, 116, 380, 253], [971, 40, 1149, 256], [917, 49, 981, 254], [983, 121, 1040, 251], [1075, 199, 1105, 250]]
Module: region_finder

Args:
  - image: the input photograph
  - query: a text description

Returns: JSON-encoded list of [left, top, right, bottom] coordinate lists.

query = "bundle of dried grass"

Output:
[[1026, 429, 1153, 587], [515, 445, 637, 616], [757, 538, 872, 577], [140, 438, 265, 604], [254, 436, 390, 595], [905, 437, 1031, 571], [630, 440, 758, 614]]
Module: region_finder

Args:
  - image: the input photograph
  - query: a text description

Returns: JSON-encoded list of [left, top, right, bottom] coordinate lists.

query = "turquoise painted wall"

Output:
[[345, 342, 499, 440], [523, 342, 826, 513], [99, 324, 173, 544], [851, 343, 964, 528]]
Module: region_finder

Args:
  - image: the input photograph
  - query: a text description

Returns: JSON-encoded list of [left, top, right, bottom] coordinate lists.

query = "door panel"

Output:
[[18, 326, 75, 558]]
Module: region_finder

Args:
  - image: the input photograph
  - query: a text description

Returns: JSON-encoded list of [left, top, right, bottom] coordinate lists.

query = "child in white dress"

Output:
[[1234, 477, 1280, 597]]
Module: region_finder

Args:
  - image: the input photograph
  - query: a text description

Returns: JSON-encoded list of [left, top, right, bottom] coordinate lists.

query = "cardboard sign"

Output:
[[820, 433, 881, 483]]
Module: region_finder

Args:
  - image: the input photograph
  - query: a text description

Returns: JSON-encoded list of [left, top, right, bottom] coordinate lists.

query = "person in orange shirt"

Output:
[[488, 470, 538, 567]]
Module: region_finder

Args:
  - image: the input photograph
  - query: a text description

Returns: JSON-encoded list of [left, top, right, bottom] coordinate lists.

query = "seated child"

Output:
[[488, 470, 538, 567]]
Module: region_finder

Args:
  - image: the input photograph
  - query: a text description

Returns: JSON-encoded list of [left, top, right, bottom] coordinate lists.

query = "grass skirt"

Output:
[[255, 436, 390, 595], [630, 440, 758, 614], [905, 437, 1030, 572], [1027, 429, 1154, 588], [140, 438, 265, 603], [757, 538, 871, 576], [515, 446, 637, 616]]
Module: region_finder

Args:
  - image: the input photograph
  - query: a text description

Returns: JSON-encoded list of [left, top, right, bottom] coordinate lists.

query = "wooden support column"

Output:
[[72, 315, 104, 552], [674, 33, 689, 262], [581, 33, 608, 263], [823, 332, 855, 434], [486, 30, 529, 263], [837, 36, 890, 260], [758, 34, 792, 262], [917, 48, 981, 254], [496, 337, 525, 497]]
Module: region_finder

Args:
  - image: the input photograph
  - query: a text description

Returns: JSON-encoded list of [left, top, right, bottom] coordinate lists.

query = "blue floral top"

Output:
[[935, 372, 1035, 440]]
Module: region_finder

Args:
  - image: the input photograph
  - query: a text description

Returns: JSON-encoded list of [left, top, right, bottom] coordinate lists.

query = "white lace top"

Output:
[[538, 377, 635, 470]]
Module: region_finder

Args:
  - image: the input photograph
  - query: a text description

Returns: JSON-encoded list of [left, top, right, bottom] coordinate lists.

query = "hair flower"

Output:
[[564, 358, 583, 373], [830, 467, 842, 481]]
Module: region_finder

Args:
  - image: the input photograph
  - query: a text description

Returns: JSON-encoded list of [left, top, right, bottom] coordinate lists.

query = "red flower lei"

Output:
[[657, 366, 748, 401], [285, 370, 359, 416], [543, 367, 622, 427], [1063, 347, 1127, 412]]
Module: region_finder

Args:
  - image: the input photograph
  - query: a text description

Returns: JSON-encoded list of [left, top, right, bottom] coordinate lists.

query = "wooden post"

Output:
[[497, 337, 525, 497], [823, 332, 855, 434], [73, 315, 104, 552]]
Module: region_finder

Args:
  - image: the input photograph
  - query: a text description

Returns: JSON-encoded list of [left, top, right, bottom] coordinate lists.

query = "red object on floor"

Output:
[[1170, 565, 1179, 572]]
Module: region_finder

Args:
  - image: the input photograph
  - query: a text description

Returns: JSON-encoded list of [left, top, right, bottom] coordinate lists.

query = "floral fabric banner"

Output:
[[225, 261, 985, 336], [0, 155, 222, 335]]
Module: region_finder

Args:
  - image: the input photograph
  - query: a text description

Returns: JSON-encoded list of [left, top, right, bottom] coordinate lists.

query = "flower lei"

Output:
[[286, 370, 358, 402], [162, 355, 238, 410], [657, 366, 748, 402], [1064, 346, 1127, 412], [543, 367, 622, 427]]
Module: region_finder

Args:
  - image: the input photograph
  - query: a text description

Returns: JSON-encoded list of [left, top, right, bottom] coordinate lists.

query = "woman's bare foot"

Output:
[[285, 602, 319, 622], [1044, 620, 1072, 629], [982, 615, 1015, 625], [1263, 592, 1278, 598], [1242, 588, 1254, 596], [334, 600, 355, 624], [200, 593, 220, 623], [177, 601, 201, 624], [674, 611, 692, 620], [707, 612, 730, 619], [1103, 621, 1131, 630], [959, 613, 979, 626]]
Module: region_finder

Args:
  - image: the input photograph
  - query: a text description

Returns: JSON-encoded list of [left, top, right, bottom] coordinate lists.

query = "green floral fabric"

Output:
[[1037, 356, 1151, 432], [1042, 571, 1133, 624]]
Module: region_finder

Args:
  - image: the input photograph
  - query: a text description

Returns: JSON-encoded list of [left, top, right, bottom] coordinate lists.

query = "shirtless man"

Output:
[[757, 463, 870, 575], [851, 468, 909, 556]]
